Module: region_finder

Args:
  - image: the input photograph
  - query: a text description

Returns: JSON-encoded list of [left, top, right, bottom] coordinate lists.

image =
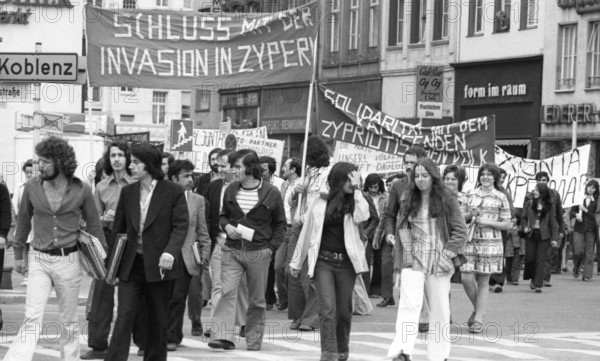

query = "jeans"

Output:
[[312, 258, 356, 361], [381, 240, 394, 299], [4, 250, 82, 361], [210, 246, 271, 349], [524, 230, 551, 288], [387, 268, 451, 361], [573, 230, 596, 279], [274, 228, 291, 306], [265, 253, 277, 305], [370, 248, 382, 296], [361, 241, 373, 294], [505, 254, 522, 284]]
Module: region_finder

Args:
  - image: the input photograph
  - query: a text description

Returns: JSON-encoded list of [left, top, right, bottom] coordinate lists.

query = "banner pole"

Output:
[[300, 21, 320, 177]]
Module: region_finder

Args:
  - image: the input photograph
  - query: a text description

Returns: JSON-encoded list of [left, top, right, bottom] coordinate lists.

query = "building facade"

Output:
[[541, 0, 600, 176]]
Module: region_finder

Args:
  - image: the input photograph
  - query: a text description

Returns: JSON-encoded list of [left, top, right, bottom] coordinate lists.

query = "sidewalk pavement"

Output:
[[1, 252, 94, 306]]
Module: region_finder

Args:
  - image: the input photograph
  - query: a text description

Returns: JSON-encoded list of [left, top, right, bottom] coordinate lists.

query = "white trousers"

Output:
[[4, 250, 82, 361], [387, 268, 451, 361], [210, 240, 248, 325]]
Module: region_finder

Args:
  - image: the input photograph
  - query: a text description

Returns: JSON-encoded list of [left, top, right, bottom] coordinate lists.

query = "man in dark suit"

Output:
[[195, 147, 222, 197], [105, 143, 188, 361]]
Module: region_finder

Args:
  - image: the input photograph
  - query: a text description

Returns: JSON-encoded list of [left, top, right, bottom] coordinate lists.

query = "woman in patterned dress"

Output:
[[460, 163, 512, 333], [387, 158, 467, 361]]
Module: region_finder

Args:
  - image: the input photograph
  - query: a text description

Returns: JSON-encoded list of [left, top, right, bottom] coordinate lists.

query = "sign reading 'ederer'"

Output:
[[0, 53, 78, 82], [84, 2, 318, 89]]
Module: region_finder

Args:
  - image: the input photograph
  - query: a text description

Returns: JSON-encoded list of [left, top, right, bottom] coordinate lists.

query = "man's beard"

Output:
[[210, 163, 220, 173], [41, 164, 59, 181]]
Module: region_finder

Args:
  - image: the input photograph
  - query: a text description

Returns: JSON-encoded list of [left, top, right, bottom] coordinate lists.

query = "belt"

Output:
[[34, 245, 78, 257], [319, 250, 348, 261]]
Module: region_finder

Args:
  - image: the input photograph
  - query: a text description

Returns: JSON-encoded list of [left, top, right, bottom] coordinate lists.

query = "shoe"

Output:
[[247, 346, 261, 351], [20, 278, 28, 286], [530, 281, 535, 290], [191, 321, 203, 336], [80, 349, 107, 360], [369, 294, 381, 299], [574, 269, 580, 278], [583, 277, 591, 282], [167, 343, 177, 351], [562, 267, 568, 272], [299, 324, 317, 331], [551, 269, 560, 274], [239, 325, 246, 338], [393, 351, 411, 361], [202, 300, 208, 308], [469, 321, 483, 333], [266, 304, 274, 311], [418, 323, 429, 333], [543, 281, 552, 287], [137, 349, 144, 357], [339, 351, 349, 361], [289, 320, 300, 330], [208, 340, 235, 350], [492, 284, 503, 293], [376, 298, 395, 307], [534, 288, 542, 293], [512, 281, 519, 286], [277, 302, 288, 311], [467, 311, 476, 327]]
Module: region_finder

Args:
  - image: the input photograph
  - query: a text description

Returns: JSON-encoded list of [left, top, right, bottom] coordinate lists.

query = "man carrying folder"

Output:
[[104, 143, 188, 361], [166, 159, 211, 351]]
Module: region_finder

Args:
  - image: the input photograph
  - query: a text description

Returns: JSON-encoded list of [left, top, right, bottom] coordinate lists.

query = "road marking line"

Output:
[[452, 345, 547, 359]]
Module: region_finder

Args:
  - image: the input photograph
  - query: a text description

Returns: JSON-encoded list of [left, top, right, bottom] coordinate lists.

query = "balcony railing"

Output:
[[556, 78, 576, 90], [587, 76, 600, 88]]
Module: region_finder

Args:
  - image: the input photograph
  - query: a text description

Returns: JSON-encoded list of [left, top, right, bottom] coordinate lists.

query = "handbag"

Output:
[[351, 276, 374, 316], [397, 218, 413, 268]]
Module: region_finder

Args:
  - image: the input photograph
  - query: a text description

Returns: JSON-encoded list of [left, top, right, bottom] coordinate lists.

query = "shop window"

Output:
[[221, 92, 259, 130], [557, 24, 577, 90], [410, 0, 427, 44], [433, 0, 449, 41], [152, 91, 167, 124], [181, 91, 191, 119], [494, 0, 511, 33], [468, 0, 484, 36], [195, 90, 210, 112], [587, 21, 600, 89], [369, 0, 380, 48], [349, 0, 360, 51], [121, 115, 135, 122], [123, 0, 136, 9], [520, 0, 538, 29], [388, 0, 405, 46]]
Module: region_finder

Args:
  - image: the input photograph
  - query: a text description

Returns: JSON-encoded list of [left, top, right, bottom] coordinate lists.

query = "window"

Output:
[[152, 91, 167, 124], [557, 24, 577, 90], [433, 0, 449, 41], [388, 0, 405, 46], [494, 0, 511, 33], [155, 0, 168, 7], [288, 0, 298, 9], [183, 0, 192, 9], [181, 91, 191, 119], [87, 0, 102, 6], [468, 0, 484, 36], [123, 0, 136, 9], [120, 115, 135, 122], [266, 0, 280, 13], [410, 0, 427, 44], [369, 0, 380, 47], [349, 0, 360, 50], [195, 89, 210, 112], [88, 86, 100, 102], [587, 22, 600, 88], [221, 92, 259, 130], [330, 0, 340, 52], [520, 0, 538, 29], [120, 86, 134, 92], [246, 1, 260, 12]]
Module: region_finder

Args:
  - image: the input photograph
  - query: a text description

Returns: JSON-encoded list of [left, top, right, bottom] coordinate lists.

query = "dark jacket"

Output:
[[522, 200, 559, 242], [359, 192, 380, 242], [110, 179, 189, 282], [0, 183, 11, 239], [551, 189, 565, 234], [570, 197, 599, 234], [195, 172, 215, 198], [382, 178, 409, 237], [219, 180, 287, 252], [206, 179, 225, 250]]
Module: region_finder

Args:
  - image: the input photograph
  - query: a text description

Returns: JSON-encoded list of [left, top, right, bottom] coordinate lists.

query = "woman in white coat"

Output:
[[290, 162, 369, 361]]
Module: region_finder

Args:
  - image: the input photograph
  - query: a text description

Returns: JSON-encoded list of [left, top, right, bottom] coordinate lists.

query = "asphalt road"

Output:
[[1, 268, 599, 360]]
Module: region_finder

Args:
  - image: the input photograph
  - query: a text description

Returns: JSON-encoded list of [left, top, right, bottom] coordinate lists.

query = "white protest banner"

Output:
[[333, 141, 404, 177], [235, 136, 285, 174], [495, 145, 590, 208]]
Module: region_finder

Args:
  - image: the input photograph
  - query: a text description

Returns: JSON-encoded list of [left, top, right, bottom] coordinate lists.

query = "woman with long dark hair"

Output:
[[570, 180, 599, 281], [289, 162, 369, 361], [522, 183, 559, 291], [387, 158, 467, 361], [460, 163, 512, 333]]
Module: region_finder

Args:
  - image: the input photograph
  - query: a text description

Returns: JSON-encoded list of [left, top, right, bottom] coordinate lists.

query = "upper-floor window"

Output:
[[152, 91, 167, 124], [288, 0, 298, 9], [181, 91, 191, 119], [183, 0, 192, 9], [520, 0, 538, 29], [587, 21, 600, 88], [123, 0, 136, 9], [349, 0, 360, 50], [330, 0, 340, 52], [557, 24, 577, 90], [369, 0, 380, 47], [410, 0, 427, 44], [433, 0, 449, 41], [468, 0, 484, 36], [155, 0, 168, 7], [494, 0, 511, 33], [388, 0, 405, 46]]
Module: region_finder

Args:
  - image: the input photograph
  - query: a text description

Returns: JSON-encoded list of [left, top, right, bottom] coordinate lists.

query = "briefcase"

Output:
[[106, 234, 127, 284]]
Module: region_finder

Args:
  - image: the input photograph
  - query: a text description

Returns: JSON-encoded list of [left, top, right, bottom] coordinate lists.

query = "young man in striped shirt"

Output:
[[208, 149, 287, 351]]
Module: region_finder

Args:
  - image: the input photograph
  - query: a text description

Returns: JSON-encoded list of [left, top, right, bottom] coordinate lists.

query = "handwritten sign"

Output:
[[85, 2, 318, 89], [318, 85, 495, 167], [495, 145, 590, 208], [333, 141, 404, 177]]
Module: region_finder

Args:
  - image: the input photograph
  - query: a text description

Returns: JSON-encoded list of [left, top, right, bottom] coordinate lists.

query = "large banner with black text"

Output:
[[317, 85, 495, 167], [85, 2, 318, 89]]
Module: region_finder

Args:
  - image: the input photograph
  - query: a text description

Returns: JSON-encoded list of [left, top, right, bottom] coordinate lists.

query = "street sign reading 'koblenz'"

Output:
[[0, 53, 78, 82]]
